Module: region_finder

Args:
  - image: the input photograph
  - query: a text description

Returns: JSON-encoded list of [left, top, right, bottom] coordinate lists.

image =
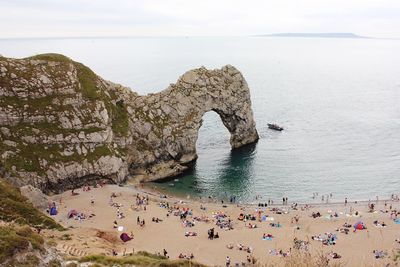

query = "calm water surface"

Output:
[[1, 37, 399, 203]]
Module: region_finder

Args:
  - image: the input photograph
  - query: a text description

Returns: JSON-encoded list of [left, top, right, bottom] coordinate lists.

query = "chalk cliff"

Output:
[[0, 54, 258, 192]]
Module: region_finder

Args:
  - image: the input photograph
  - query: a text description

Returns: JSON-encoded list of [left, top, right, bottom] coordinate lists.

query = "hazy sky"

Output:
[[1, 0, 400, 38]]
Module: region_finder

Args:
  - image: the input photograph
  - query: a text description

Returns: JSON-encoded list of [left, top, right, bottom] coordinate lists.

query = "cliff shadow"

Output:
[[212, 142, 257, 199]]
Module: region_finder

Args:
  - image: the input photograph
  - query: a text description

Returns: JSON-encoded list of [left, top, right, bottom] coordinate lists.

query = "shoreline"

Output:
[[138, 182, 394, 209]]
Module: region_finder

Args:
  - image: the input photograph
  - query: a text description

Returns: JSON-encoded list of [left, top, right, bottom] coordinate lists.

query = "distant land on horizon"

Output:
[[257, 32, 370, 39]]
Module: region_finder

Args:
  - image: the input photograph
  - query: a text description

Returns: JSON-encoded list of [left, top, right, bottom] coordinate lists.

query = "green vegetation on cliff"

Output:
[[76, 62, 100, 100], [111, 99, 130, 136], [78, 252, 206, 267], [28, 53, 71, 63], [0, 179, 63, 230], [0, 53, 131, 180], [3, 142, 116, 176], [0, 225, 44, 263], [28, 53, 101, 100], [25, 53, 130, 136]]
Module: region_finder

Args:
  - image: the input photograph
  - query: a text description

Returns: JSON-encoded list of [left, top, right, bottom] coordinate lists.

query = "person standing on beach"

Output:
[[345, 198, 348, 206], [226, 256, 231, 267]]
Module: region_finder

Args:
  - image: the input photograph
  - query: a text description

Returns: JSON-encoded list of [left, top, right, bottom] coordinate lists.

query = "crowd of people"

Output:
[[53, 184, 400, 265]]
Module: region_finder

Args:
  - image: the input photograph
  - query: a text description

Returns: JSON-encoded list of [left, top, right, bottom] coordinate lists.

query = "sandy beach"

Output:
[[45, 184, 400, 266]]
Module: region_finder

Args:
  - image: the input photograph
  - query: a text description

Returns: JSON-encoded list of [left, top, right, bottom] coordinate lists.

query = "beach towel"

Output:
[[118, 226, 124, 232], [394, 218, 400, 224], [185, 232, 197, 237], [263, 237, 273, 241]]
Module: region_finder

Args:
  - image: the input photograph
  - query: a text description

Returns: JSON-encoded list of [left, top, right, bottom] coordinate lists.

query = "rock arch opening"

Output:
[[195, 111, 231, 159]]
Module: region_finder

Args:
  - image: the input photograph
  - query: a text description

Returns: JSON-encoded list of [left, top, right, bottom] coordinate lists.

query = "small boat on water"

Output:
[[268, 123, 284, 131]]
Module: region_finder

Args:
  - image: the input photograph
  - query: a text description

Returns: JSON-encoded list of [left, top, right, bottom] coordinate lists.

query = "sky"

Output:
[[1, 0, 400, 38]]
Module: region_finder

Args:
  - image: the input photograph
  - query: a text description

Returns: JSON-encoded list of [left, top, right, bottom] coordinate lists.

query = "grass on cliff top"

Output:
[[26, 53, 129, 136], [26, 53, 99, 100], [78, 252, 207, 267], [0, 225, 44, 263], [0, 179, 63, 230], [27, 53, 72, 63]]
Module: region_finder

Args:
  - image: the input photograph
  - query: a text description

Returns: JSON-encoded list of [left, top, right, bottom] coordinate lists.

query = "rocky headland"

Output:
[[0, 54, 258, 193]]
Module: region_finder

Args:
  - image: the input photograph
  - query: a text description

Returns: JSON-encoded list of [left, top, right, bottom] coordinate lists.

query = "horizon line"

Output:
[[0, 33, 399, 41]]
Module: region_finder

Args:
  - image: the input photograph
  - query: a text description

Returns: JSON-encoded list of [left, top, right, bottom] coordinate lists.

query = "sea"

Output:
[[1, 36, 399, 203]]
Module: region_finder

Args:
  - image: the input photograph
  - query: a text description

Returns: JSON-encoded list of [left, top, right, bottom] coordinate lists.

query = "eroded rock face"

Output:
[[0, 54, 258, 192]]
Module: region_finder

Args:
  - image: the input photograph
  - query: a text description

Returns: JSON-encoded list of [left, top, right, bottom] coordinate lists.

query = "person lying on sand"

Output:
[[311, 233, 337, 245], [247, 255, 257, 264], [263, 233, 273, 240], [237, 244, 252, 253], [185, 231, 197, 237], [373, 220, 387, 227], [269, 249, 290, 257], [269, 222, 281, 227], [247, 223, 257, 229], [182, 220, 195, 227], [193, 216, 210, 222], [216, 218, 233, 230], [179, 253, 194, 260], [343, 222, 352, 228], [117, 211, 125, 219], [373, 250, 387, 259], [270, 208, 286, 214], [311, 212, 321, 218], [291, 215, 300, 224], [293, 238, 310, 251], [335, 227, 349, 234], [328, 251, 341, 259], [152, 217, 163, 223]]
